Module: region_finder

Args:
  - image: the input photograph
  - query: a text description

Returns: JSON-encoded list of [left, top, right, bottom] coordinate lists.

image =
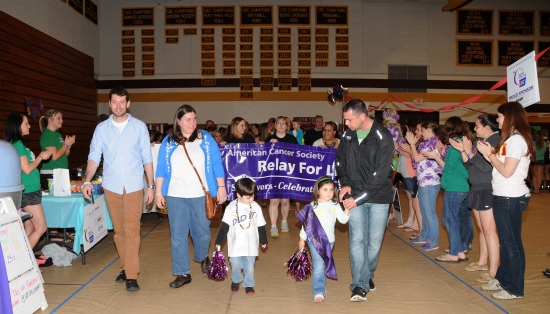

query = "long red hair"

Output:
[[494, 102, 535, 160]]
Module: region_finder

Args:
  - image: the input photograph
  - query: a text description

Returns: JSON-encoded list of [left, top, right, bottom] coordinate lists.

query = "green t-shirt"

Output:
[[13, 140, 41, 193], [40, 129, 68, 170], [441, 146, 470, 192], [357, 129, 370, 143]]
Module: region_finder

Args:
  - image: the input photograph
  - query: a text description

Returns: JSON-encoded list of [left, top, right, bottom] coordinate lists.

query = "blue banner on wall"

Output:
[[220, 142, 337, 201]]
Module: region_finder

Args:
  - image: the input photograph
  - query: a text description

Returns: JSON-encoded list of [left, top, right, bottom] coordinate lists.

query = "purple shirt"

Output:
[[413, 136, 443, 187]]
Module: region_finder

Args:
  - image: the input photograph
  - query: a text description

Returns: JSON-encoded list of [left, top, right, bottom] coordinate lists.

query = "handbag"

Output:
[[182, 143, 222, 220]]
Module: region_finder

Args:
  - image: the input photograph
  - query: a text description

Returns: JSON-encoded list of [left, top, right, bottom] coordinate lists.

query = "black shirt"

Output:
[[265, 133, 298, 144], [224, 134, 256, 144], [304, 128, 323, 146]]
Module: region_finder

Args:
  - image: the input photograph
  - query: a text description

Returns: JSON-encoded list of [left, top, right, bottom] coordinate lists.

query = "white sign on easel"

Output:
[[507, 50, 540, 107], [0, 197, 48, 313], [82, 195, 108, 253]]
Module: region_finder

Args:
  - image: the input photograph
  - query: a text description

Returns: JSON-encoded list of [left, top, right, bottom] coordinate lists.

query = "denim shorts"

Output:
[[21, 190, 42, 208], [403, 177, 419, 198], [402, 177, 416, 193]]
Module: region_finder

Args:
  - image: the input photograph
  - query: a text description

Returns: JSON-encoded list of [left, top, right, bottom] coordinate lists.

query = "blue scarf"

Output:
[[296, 203, 337, 279]]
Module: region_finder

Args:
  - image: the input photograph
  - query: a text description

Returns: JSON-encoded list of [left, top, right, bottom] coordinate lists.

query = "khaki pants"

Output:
[[103, 188, 143, 279]]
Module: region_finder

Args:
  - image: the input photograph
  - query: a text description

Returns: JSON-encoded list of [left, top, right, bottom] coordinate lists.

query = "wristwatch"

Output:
[[148, 185, 155, 189], [467, 151, 475, 158]]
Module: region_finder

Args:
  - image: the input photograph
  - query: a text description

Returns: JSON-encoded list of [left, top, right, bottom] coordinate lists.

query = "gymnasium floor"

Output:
[[40, 189, 550, 314]]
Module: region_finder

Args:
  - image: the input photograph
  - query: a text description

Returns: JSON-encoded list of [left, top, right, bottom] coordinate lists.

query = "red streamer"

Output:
[[375, 47, 550, 116]]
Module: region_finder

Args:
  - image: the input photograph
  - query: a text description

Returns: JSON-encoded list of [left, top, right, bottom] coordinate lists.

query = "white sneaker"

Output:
[[270, 226, 279, 238], [281, 220, 289, 232], [492, 290, 523, 300], [313, 293, 324, 303], [481, 279, 502, 291]]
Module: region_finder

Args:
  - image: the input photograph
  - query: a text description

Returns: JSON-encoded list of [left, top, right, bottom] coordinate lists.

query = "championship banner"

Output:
[[221, 142, 337, 201]]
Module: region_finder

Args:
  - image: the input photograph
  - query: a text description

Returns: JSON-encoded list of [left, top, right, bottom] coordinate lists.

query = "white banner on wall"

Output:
[[506, 51, 540, 108]]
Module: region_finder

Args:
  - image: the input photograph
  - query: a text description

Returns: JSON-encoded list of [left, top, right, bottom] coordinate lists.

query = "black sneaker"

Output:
[[350, 286, 367, 302], [201, 256, 210, 274], [231, 282, 240, 292], [369, 279, 376, 291], [115, 270, 126, 283], [126, 279, 140, 291], [245, 287, 255, 295]]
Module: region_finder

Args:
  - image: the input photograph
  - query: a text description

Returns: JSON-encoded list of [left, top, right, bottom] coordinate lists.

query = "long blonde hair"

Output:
[[39, 109, 62, 132]]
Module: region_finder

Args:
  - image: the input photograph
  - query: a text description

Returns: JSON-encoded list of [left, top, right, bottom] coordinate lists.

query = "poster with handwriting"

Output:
[[0, 197, 47, 313]]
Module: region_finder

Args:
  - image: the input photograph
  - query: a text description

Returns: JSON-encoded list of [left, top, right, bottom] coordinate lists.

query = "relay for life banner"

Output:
[[220, 143, 337, 201]]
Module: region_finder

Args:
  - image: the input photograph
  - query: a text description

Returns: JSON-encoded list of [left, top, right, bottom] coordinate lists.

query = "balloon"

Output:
[[327, 92, 336, 105], [327, 85, 349, 104]]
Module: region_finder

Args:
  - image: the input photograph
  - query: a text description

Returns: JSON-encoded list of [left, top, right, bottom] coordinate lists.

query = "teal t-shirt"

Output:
[[534, 141, 547, 161], [441, 146, 470, 192], [13, 140, 41, 193], [40, 129, 69, 170]]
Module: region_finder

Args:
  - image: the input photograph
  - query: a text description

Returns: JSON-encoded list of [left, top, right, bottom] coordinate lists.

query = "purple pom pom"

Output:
[[207, 250, 228, 281], [286, 250, 311, 281]]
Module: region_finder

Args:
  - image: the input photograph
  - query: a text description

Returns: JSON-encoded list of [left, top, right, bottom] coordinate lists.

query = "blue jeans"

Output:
[[443, 192, 468, 256], [308, 240, 334, 296], [493, 194, 530, 296], [349, 203, 389, 292], [230, 256, 256, 288], [418, 185, 441, 246], [459, 197, 474, 250], [166, 196, 211, 275]]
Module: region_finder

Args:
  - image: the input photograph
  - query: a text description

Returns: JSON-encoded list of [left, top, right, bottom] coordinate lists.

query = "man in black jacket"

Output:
[[336, 99, 394, 302]]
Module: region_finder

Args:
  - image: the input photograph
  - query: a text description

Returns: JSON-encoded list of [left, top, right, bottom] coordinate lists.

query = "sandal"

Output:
[[435, 254, 468, 263], [445, 248, 469, 254], [409, 235, 419, 240], [404, 227, 418, 232], [397, 224, 411, 229]]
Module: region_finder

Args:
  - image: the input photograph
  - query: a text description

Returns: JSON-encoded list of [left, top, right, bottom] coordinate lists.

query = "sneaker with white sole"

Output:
[[481, 279, 502, 291], [369, 279, 375, 291], [313, 293, 324, 303], [410, 237, 427, 244], [420, 243, 439, 251], [475, 272, 494, 283], [350, 286, 367, 302], [281, 220, 289, 233], [491, 289, 523, 300], [465, 262, 489, 272], [270, 226, 279, 238]]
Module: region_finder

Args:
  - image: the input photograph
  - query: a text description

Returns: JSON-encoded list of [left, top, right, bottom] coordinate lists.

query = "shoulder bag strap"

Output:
[[182, 143, 208, 195]]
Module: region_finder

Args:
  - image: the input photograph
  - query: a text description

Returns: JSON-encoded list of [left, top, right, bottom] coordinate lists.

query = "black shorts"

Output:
[[468, 189, 493, 211], [532, 160, 545, 166], [21, 190, 42, 208]]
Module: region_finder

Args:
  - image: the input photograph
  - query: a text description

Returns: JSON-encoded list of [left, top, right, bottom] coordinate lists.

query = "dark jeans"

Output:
[[493, 194, 530, 296], [459, 198, 474, 250]]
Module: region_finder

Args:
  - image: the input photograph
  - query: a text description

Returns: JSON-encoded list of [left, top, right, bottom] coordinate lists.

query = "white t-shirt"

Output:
[[168, 139, 207, 198], [492, 134, 531, 197], [222, 200, 266, 257], [299, 201, 349, 243], [111, 118, 128, 133]]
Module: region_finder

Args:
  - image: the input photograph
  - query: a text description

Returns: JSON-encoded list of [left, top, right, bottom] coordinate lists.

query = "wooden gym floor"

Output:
[[39, 189, 550, 314]]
